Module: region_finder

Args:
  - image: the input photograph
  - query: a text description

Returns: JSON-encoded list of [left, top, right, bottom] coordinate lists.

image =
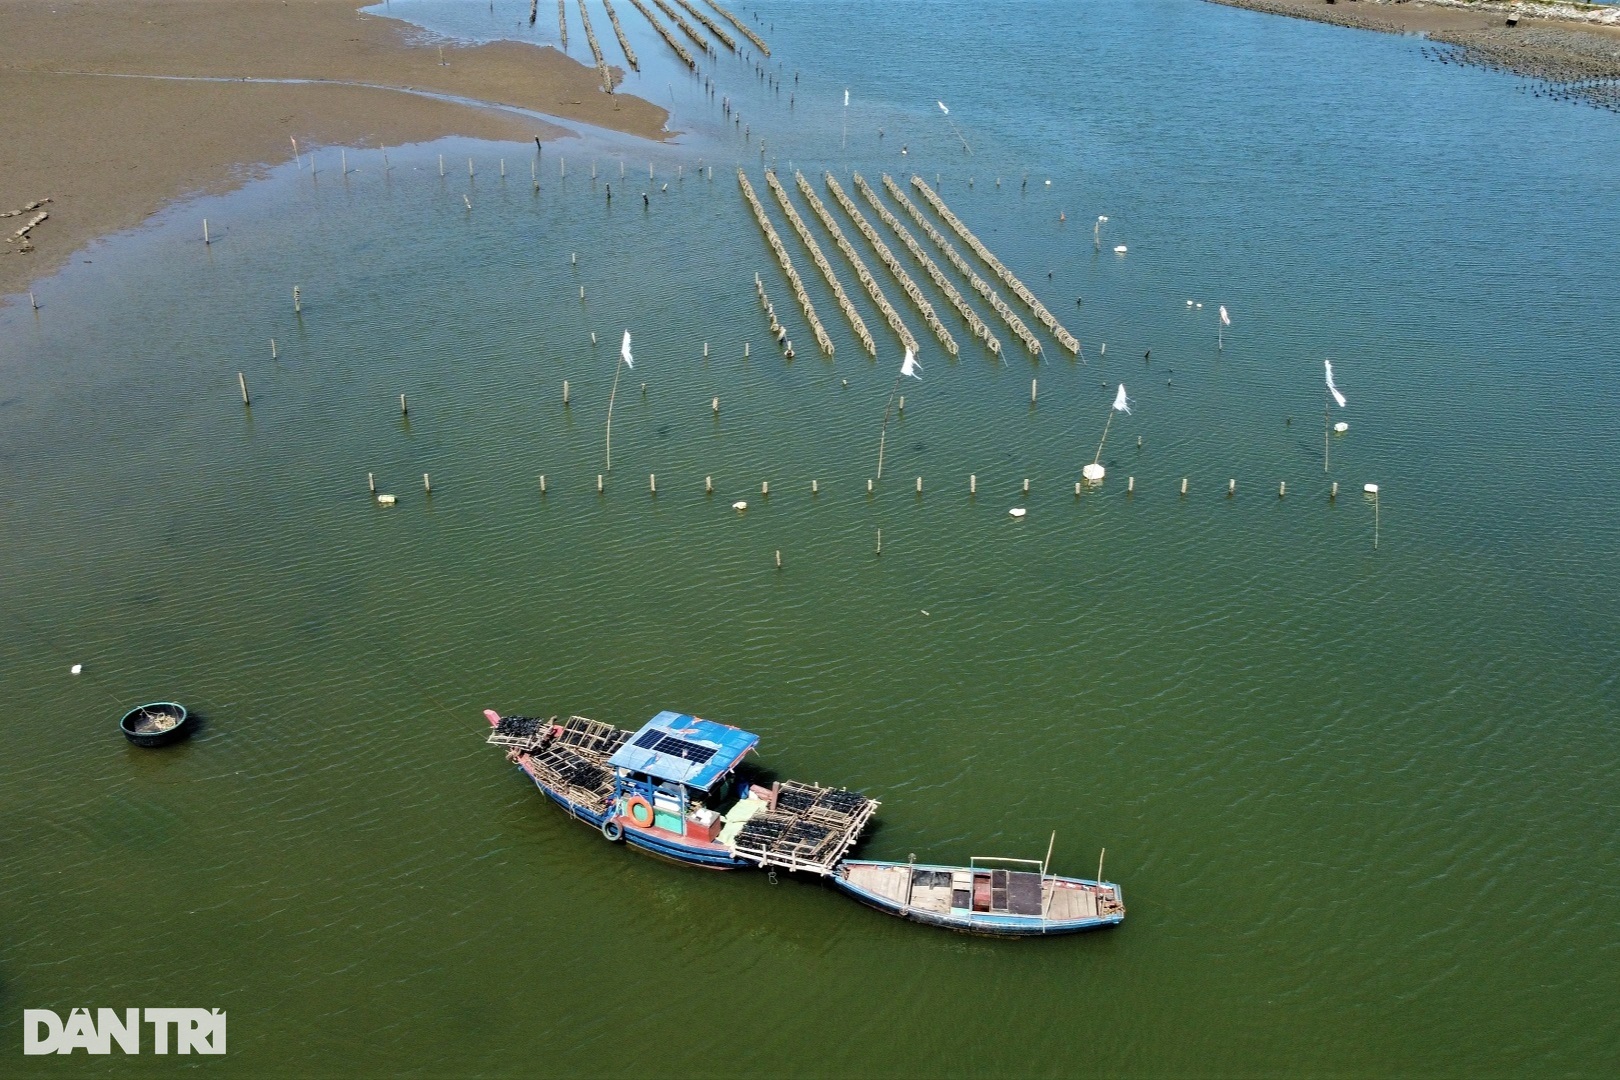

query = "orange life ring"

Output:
[[625, 796, 655, 828]]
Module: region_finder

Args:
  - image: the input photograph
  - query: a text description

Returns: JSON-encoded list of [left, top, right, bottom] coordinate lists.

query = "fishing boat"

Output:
[[119, 701, 193, 748], [833, 855, 1125, 936], [485, 709, 879, 874]]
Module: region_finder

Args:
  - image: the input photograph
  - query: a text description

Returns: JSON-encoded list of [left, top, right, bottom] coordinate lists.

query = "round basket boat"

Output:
[[119, 702, 192, 748]]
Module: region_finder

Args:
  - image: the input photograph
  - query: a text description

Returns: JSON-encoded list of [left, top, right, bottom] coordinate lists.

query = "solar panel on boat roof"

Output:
[[631, 729, 718, 765]]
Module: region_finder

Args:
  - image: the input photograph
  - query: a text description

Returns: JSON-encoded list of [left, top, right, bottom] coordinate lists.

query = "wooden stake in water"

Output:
[[423, 473, 431, 494], [238, 372, 250, 405], [563, 379, 570, 405], [1098, 848, 1106, 884], [1031, 378, 1038, 404], [293, 285, 301, 313], [270, 339, 277, 359], [400, 393, 408, 416], [539, 474, 547, 494], [1324, 388, 1331, 473], [705, 475, 713, 494], [203, 219, 210, 245], [368, 472, 376, 493], [439, 154, 445, 177]]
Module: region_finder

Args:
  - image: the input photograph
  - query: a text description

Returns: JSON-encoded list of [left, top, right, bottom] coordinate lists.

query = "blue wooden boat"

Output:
[[833, 856, 1125, 936], [486, 709, 878, 874]]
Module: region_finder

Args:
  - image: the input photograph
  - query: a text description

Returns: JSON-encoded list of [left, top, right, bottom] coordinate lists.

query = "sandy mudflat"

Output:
[[0, 0, 669, 300]]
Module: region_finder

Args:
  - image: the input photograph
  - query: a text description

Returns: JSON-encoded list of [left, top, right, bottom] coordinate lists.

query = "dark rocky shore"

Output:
[[1206, 0, 1620, 112]]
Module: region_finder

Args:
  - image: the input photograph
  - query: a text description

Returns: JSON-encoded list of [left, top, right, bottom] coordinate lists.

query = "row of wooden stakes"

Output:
[[764, 170, 875, 356], [573, 0, 615, 93], [879, 174, 1041, 357], [599, 0, 639, 71], [910, 175, 1083, 355], [858, 174, 1004, 357], [798, 175, 918, 355], [737, 170, 835, 356], [625, 0, 695, 68], [825, 175, 959, 356], [753, 273, 796, 359], [364, 472, 1356, 502]]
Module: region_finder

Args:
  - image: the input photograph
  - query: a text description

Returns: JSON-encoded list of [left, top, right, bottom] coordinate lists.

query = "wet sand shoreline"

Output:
[[0, 0, 670, 301]]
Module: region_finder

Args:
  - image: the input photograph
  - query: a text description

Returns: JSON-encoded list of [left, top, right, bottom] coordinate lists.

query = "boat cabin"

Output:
[[605, 711, 758, 842]]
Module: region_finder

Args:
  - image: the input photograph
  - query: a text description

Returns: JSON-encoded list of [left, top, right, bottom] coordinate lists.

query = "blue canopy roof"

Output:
[[606, 711, 759, 792]]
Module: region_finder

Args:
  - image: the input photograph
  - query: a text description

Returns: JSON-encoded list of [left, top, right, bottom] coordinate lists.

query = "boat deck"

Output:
[[490, 713, 878, 874], [842, 862, 1124, 925], [729, 780, 880, 875]]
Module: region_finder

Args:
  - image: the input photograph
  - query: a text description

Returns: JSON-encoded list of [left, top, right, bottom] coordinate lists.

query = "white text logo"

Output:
[[22, 1008, 226, 1055]]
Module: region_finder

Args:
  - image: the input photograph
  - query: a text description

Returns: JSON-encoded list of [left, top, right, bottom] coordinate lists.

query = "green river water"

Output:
[[3, 0, 1618, 1075]]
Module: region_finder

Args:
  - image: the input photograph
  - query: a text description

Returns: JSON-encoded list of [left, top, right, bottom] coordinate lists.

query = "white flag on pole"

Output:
[[1219, 305, 1231, 327], [937, 101, 949, 115], [1112, 383, 1131, 415], [900, 347, 922, 380], [1325, 359, 1346, 408], [621, 330, 634, 369]]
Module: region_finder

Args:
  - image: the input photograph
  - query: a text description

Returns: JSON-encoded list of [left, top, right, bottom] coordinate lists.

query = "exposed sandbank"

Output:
[[0, 0, 670, 300]]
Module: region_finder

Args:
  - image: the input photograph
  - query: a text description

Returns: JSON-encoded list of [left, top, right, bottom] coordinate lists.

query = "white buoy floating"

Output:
[[731, 500, 747, 512], [377, 494, 398, 506], [1008, 507, 1027, 518], [1081, 462, 1106, 483], [1334, 421, 1349, 433], [1364, 484, 1379, 494], [70, 664, 82, 675], [1113, 245, 1128, 254]]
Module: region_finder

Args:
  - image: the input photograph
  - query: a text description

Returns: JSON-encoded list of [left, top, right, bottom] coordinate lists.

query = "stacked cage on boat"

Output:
[[486, 715, 549, 752], [732, 781, 879, 875], [488, 715, 633, 814]]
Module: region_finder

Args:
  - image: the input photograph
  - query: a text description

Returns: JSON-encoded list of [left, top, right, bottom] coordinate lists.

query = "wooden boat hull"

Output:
[[833, 860, 1124, 937], [118, 702, 192, 748], [523, 769, 753, 870]]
